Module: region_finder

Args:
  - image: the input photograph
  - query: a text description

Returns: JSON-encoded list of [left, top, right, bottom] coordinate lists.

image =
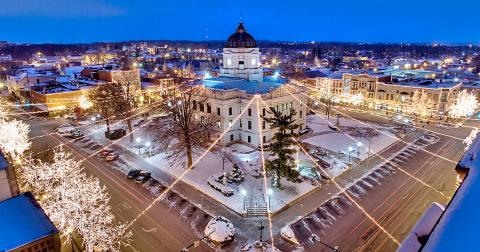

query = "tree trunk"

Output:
[[106, 117, 111, 133], [127, 118, 133, 142], [186, 144, 193, 169]]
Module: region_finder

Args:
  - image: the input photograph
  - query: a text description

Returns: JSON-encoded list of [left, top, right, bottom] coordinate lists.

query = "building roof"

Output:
[[0, 193, 58, 250], [225, 22, 257, 48], [201, 76, 286, 94], [422, 135, 480, 252]]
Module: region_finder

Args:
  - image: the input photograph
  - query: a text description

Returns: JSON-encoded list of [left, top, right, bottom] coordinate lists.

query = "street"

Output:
[[27, 118, 214, 252]]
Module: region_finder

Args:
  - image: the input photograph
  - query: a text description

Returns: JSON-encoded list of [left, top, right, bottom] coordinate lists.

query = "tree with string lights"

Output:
[[0, 119, 31, 162], [19, 150, 132, 251], [448, 90, 479, 118], [409, 89, 434, 117], [262, 107, 301, 188]]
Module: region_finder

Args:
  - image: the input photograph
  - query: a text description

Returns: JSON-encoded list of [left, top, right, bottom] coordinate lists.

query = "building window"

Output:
[[262, 108, 266, 116], [247, 135, 251, 143], [230, 134, 234, 142], [217, 107, 221, 116], [251, 58, 256, 65], [229, 107, 232, 115], [248, 108, 252, 116], [248, 120, 252, 129], [199, 103, 204, 112], [240, 106, 243, 113], [227, 58, 232, 66], [262, 120, 266, 129], [300, 111, 303, 118], [239, 133, 242, 140], [263, 136, 266, 143], [216, 121, 221, 128], [239, 119, 242, 128], [207, 103, 211, 113], [239, 61, 245, 70], [193, 101, 197, 110], [228, 120, 233, 127]]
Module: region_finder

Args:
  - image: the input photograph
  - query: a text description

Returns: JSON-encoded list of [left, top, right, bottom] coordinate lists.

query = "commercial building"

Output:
[[0, 192, 60, 252]]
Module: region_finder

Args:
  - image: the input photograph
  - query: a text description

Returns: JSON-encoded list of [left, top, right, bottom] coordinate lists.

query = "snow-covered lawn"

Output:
[[302, 131, 396, 161], [303, 114, 397, 161]]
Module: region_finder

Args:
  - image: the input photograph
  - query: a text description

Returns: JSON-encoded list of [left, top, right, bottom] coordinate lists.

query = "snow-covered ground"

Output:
[[303, 114, 397, 161], [71, 112, 398, 216]]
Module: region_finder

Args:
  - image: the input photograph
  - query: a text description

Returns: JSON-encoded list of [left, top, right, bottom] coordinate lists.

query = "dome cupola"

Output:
[[225, 22, 257, 48]]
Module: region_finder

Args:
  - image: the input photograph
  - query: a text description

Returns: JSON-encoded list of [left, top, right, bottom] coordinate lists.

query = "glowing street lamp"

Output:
[[267, 188, 273, 208], [348, 146, 354, 162], [356, 142, 363, 157], [240, 189, 247, 211], [136, 137, 142, 154]]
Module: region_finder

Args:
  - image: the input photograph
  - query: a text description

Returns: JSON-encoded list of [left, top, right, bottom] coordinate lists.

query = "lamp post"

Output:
[[240, 189, 247, 212], [356, 142, 363, 157], [348, 146, 354, 162], [136, 137, 142, 155], [267, 188, 273, 210], [145, 141, 151, 157], [90, 117, 96, 128]]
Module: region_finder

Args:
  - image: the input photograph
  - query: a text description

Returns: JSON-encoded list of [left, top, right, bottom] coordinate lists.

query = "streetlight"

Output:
[[145, 141, 151, 157], [356, 142, 363, 157], [240, 189, 247, 212], [403, 118, 409, 133], [136, 137, 142, 154], [267, 188, 273, 209], [90, 117, 96, 128], [348, 146, 354, 162]]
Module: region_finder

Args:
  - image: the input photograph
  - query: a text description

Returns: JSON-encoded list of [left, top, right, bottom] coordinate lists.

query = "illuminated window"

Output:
[[251, 58, 256, 65], [227, 58, 232, 66]]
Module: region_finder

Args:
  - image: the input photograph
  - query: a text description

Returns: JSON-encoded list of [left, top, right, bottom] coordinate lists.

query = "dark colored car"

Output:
[[127, 169, 141, 179], [135, 171, 151, 183]]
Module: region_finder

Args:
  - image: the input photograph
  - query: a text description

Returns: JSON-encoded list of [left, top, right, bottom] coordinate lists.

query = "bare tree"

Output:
[[149, 86, 217, 168], [112, 60, 141, 142], [88, 82, 125, 133]]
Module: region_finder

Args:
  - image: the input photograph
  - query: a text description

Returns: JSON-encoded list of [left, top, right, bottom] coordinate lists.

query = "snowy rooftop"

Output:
[[393, 79, 460, 89], [0, 193, 58, 250], [201, 76, 287, 94], [421, 135, 480, 251]]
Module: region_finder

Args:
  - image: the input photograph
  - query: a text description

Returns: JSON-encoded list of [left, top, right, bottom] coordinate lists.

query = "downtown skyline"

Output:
[[0, 0, 479, 44]]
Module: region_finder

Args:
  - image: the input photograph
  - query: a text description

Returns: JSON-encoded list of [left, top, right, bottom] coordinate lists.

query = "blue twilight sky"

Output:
[[0, 0, 479, 44]]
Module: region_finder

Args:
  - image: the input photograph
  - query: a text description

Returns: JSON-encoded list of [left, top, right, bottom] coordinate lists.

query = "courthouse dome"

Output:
[[225, 22, 257, 48]]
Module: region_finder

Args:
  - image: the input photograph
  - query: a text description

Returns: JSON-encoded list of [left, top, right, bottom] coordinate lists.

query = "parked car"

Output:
[[135, 171, 151, 183], [133, 119, 145, 127], [65, 113, 77, 120], [99, 149, 114, 158], [69, 131, 84, 140], [127, 169, 141, 179], [105, 129, 126, 140], [105, 152, 119, 161], [299, 127, 310, 134]]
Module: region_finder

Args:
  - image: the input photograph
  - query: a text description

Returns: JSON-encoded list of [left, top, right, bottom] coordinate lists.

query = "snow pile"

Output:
[[207, 174, 234, 196], [240, 241, 281, 252], [204, 216, 235, 244], [281, 225, 300, 246]]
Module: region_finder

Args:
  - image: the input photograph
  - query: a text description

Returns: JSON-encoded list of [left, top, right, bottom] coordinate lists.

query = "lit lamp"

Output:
[[240, 189, 247, 211], [356, 142, 363, 157], [348, 146, 354, 162]]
